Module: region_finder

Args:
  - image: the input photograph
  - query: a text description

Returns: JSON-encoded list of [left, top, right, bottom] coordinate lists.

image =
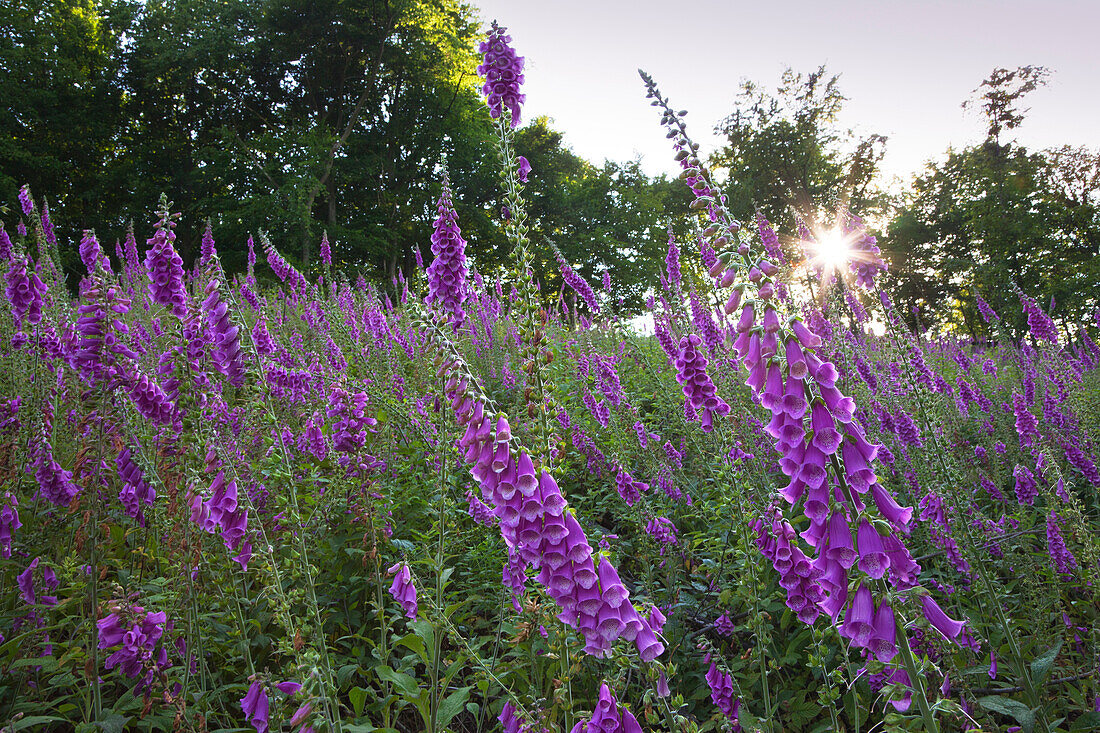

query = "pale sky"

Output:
[[473, 0, 1099, 185]]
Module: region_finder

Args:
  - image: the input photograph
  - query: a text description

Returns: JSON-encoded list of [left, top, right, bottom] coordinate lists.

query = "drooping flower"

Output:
[[387, 562, 418, 619], [571, 683, 645, 733], [477, 22, 525, 126], [0, 491, 20, 558], [240, 680, 270, 733], [705, 664, 742, 726]]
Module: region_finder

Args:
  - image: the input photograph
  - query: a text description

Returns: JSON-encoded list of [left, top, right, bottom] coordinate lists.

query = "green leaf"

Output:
[[437, 686, 472, 729], [12, 717, 68, 731], [350, 686, 369, 717], [396, 632, 427, 662], [977, 695, 1036, 733], [1028, 639, 1061, 685], [1071, 712, 1100, 731], [375, 665, 421, 698], [409, 620, 436, 658]]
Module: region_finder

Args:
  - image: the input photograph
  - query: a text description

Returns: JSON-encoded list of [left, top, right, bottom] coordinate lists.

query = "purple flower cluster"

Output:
[[558, 254, 599, 315], [439, 359, 663, 660], [568, 683, 643, 733], [97, 606, 169, 692], [1013, 464, 1038, 506], [387, 562, 418, 619], [117, 446, 156, 526], [1012, 392, 1040, 448], [426, 174, 468, 327], [240, 679, 304, 733], [1019, 292, 1058, 342], [5, 253, 47, 329], [477, 22, 525, 126], [752, 508, 826, 625], [144, 210, 189, 318], [674, 334, 730, 432], [126, 369, 177, 426], [614, 467, 647, 507], [320, 230, 332, 268], [705, 663, 741, 726], [1, 491, 20, 558], [189, 462, 251, 569], [665, 229, 681, 290], [645, 516, 677, 551], [328, 386, 376, 452], [34, 442, 80, 508], [1045, 511, 1078, 578], [202, 273, 246, 386], [466, 489, 497, 526], [841, 209, 888, 288], [757, 212, 785, 264]]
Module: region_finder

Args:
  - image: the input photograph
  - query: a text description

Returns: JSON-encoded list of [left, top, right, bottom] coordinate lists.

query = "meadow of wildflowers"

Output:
[[1, 21, 1098, 733]]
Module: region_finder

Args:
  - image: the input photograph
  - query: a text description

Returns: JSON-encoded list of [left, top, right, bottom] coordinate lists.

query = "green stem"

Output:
[[895, 615, 940, 733]]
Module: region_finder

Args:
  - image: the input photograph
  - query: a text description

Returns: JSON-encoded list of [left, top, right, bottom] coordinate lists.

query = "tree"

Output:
[[884, 67, 1100, 336], [0, 0, 136, 268], [709, 66, 887, 246]]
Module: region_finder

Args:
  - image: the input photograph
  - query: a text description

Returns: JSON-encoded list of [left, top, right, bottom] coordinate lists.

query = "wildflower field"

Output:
[[2, 15, 1099, 733]]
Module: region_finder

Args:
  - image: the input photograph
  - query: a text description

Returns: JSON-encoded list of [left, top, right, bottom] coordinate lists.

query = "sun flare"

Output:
[[813, 227, 852, 271]]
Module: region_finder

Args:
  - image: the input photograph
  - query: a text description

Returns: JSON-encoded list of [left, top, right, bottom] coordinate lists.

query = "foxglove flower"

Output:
[[320, 230, 332, 268], [571, 683, 644, 733], [0, 491, 19, 558], [144, 207, 189, 318], [117, 446, 156, 526], [477, 22, 525, 125], [674, 334, 730, 432], [1020, 292, 1058, 342], [5, 253, 47, 329], [425, 172, 468, 327], [387, 562, 418, 619], [705, 664, 741, 726], [559, 254, 599, 315], [202, 272, 246, 386], [499, 701, 533, 733], [1013, 464, 1038, 506], [1046, 511, 1078, 578], [97, 607, 169, 693], [240, 680, 270, 733], [976, 295, 998, 323]]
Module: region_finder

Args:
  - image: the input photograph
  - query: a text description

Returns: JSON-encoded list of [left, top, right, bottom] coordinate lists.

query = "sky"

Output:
[[472, 0, 1099, 185]]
